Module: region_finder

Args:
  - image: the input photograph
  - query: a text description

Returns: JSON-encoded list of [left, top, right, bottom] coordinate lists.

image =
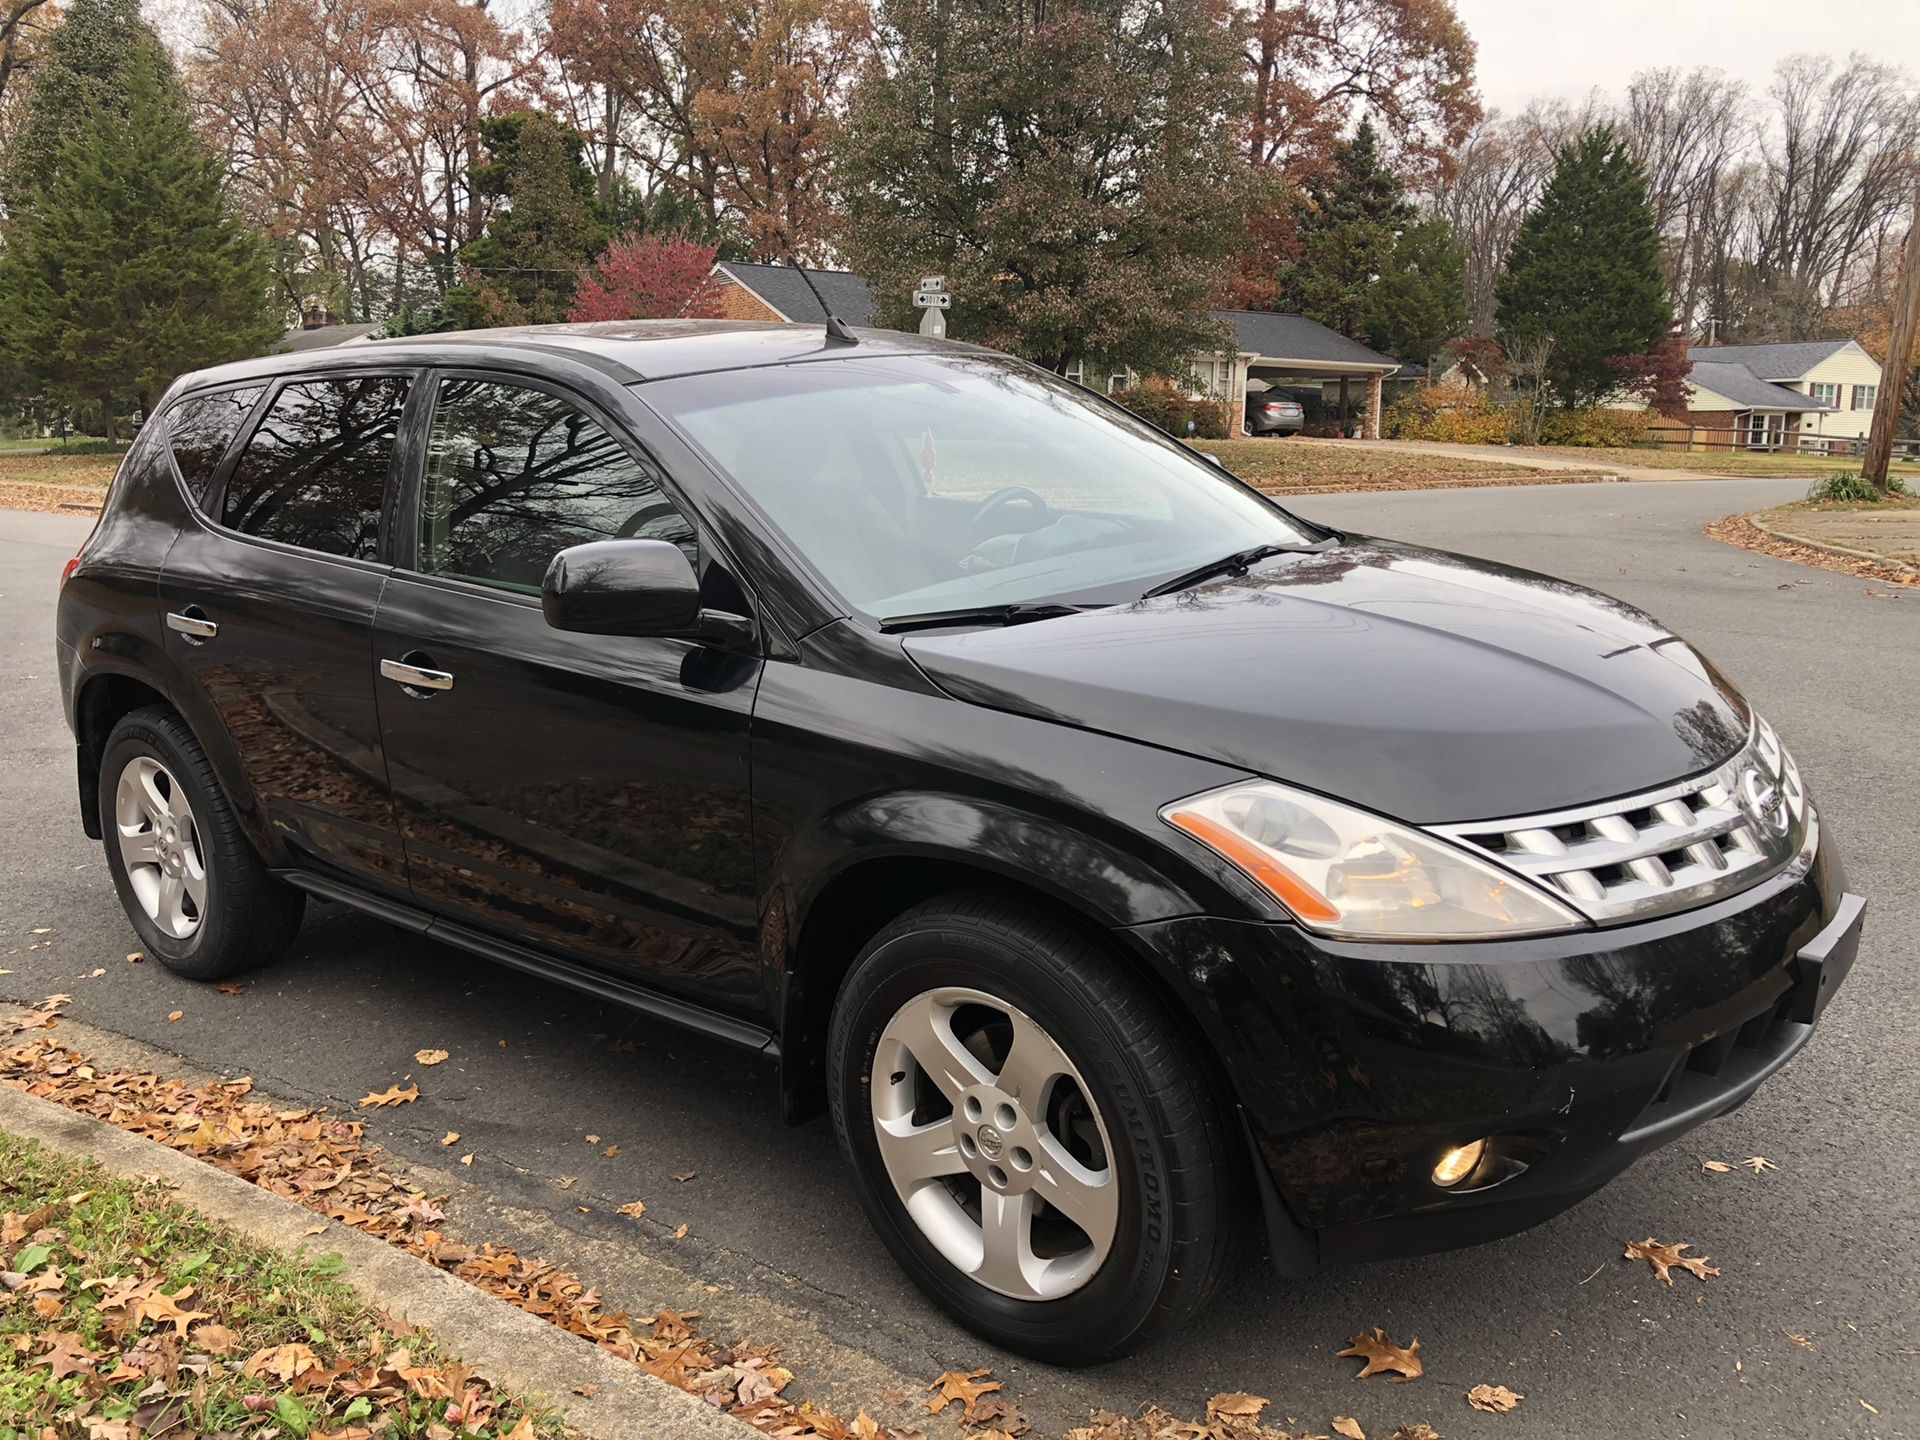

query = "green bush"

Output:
[[1806, 469, 1912, 502], [51, 438, 130, 455], [1382, 383, 1512, 443], [1537, 406, 1651, 447]]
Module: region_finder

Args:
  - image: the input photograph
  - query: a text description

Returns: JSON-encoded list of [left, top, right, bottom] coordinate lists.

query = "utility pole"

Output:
[[1863, 191, 1920, 493]]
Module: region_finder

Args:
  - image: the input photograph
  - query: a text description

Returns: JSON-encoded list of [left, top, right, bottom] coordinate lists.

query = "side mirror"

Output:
[[542, 540, 749, 644]]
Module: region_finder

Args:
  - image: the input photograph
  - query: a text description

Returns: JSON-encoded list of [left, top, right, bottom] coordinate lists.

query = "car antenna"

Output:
[[786, 255, 859, 346]]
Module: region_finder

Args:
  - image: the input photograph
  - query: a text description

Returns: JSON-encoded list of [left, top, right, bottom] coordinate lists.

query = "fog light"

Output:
[[1432, 1139, 1488, 1188]]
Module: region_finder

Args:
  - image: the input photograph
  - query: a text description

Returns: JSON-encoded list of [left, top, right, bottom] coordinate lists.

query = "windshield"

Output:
[[644, 355, 1316, 621]]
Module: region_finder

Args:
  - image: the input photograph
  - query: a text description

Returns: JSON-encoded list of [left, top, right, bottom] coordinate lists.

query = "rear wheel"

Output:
[[99, 706, 304, 980], [828, 893, 1241, 1363]]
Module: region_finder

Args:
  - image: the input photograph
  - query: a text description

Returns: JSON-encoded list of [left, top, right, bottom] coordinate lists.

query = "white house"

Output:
[[1687, 340, 1884, 445]]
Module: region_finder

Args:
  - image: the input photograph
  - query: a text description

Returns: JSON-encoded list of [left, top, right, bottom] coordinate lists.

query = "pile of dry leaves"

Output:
[[1, 997, 896, 1440]]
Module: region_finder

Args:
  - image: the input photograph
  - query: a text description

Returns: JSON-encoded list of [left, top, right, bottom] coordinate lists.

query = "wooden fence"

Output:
[[1634, 420, 1919, 461]]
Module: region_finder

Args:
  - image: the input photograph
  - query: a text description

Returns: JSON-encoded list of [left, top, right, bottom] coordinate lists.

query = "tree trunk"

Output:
[[1863, 193, 1920, 493]]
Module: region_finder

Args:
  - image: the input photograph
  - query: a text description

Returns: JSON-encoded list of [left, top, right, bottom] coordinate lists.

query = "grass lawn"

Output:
[[1517, 444, 1920, 477], [0, 1132, 556, 1440], [0, 453, 119, 514], [1197, 436, 1610, 493]]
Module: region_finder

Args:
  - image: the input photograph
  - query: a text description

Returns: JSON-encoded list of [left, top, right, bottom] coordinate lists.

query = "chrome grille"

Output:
[[1434, 718, 1814, 925]]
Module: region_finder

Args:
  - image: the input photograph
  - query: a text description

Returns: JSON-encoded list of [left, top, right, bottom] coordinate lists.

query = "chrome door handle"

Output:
[[166, 609, 218, 640], [380, 658, 455, 693]]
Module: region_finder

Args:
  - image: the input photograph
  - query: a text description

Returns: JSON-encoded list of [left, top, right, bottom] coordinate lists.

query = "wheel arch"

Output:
[[773, 829, 1234, 1126], [73, 670, 175, 839]]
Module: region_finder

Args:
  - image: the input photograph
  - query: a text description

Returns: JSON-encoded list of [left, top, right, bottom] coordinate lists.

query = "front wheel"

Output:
[[828, 894, 1242, 1363]]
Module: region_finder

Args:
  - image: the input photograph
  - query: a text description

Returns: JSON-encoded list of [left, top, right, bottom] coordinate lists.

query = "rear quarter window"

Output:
[[164, 386, 263, 507], [221, 375, 410, 561]]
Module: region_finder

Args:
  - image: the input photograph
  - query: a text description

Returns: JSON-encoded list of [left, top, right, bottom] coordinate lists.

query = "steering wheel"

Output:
[[965, 486, 1049, 547]]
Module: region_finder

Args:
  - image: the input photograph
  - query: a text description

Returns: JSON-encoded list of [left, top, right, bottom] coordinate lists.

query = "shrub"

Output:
[[1111, 382, 1229, 438], [1382, 382, 1512, 444], [1806, 469, 1912, 503], [51, 437, 130, 455], [1537, 406, 1651, 447]]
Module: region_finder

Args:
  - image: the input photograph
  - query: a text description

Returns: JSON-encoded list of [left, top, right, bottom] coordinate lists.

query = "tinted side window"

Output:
[[165, 386, 263, 507], [419, 378, 695, 593], [223, 375, 410, 560]]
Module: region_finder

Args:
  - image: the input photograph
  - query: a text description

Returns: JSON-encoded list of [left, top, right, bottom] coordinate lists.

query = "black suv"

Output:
[[56, 322, 1863, 1364]]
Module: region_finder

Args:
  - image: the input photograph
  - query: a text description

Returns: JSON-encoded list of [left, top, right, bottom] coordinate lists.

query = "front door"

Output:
[[159, 372, 415, 896], [372, 372, 763, 1012]]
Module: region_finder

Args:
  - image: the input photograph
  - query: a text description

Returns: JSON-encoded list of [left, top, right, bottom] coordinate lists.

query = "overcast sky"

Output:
[[1454, 0, 1920, 115]]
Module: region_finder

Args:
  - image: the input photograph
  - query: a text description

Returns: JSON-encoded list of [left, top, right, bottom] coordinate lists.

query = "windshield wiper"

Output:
[[877, 601, 1095, 634], [1141, 539, 1334, 599]]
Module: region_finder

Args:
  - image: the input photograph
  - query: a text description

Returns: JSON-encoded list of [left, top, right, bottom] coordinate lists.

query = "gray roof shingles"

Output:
[[1687, 339, 1855, 379], [1688, 361, 1832, 411], [1216, 309, 1401, 369]]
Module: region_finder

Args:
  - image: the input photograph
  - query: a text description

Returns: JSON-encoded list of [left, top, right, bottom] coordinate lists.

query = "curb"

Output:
[[0, 1084, 758, 1440], [1747, 513, 1920, 579]]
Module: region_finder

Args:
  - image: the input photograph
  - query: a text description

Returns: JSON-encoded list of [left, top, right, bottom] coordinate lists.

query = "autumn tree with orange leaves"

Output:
[[546, 0, 864, 260]]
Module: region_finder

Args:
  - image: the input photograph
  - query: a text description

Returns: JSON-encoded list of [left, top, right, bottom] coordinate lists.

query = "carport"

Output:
[[1213, 310, 1403, 438]]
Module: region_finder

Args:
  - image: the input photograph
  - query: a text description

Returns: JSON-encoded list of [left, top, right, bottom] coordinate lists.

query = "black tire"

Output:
[[98, 705, 304, 981], [828, 892, 1243, 1364]]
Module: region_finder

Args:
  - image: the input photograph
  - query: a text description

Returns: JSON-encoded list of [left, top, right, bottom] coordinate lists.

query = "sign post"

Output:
[[914, 276, 950, 338]]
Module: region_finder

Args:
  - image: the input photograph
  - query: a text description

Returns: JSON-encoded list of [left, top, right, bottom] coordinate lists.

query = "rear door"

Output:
[[371, 370, 764, 1014], [158, 371, 416, 898]]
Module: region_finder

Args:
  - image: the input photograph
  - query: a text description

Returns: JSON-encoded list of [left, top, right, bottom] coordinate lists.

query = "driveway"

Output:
[[2, 482, 1914, 1438]]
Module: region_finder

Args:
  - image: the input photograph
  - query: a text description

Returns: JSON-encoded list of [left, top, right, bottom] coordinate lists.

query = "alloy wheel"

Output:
[[870, 986, 1118, 1301], [115, 756, 207, 940]]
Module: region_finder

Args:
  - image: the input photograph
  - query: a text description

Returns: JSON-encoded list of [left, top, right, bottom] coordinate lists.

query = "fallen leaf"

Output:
[[1743, 1155, 1778, 1173], [166, 1011, 183, 1023], [1384, 1428, 1443, 1440], [35, 1331, 96, 1380], [927, 1369, 1001, 1421], [302, 1225, 326, 1236], [359, 1084, 419, 1108], [672, 1223, 688, 1239], [1467, 1383, 1524, 1413], [616, 1201, 646, 1219], [459, 1154, 474, 1167], [602, 1144, 620, 1158], [441, 1131, 460, 1146], [127, 953, 143, 962], [1339, 1328, 1424, 1382], [1334, 1416, 1366, 1439], [216, 983, 245, 996], [1785, 1330, 1817, 1351], [554, 1176, 578, 1192], [1862, 1399, 1879, 1414], [1625, 1237, 1720, 1285], [1208, 1394, 1269, 1420], [586, 1134, 600, 1144], [415, 1049, 449, 1066], [243, 1341, 322, 1383], [673, 1171, 697, 1183], [192, 1322, 240, 1355], [1702, 1160, 1734, 1174], [89, 968, 106, 978], [138, 1286, 211, 1337]]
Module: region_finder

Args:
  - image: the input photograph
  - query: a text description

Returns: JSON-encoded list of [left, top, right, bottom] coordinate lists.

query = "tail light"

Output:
[[61, 553, 85, 587]]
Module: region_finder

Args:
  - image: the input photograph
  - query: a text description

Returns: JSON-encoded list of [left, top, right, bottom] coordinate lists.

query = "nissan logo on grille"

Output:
[[1739, 767, 1788, 836]]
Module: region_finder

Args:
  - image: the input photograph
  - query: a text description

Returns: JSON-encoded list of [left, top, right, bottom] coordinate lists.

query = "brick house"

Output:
[[1687, 340, 1884, 448]]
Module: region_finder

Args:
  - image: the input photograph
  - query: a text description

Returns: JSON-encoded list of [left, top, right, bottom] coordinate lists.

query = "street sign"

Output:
[[912, 291, 951, 309], [917, 276, 947, 294]]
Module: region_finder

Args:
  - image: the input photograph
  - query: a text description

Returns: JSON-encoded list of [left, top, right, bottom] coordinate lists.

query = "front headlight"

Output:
[[1162, 780, 1585, 941]]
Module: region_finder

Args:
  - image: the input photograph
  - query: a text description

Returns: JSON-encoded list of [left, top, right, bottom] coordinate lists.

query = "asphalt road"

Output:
[[3, 480, 1915, 1439]]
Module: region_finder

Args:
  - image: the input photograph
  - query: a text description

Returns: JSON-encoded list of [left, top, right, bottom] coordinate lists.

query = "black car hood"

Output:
[[903, 538, 1751, 824]]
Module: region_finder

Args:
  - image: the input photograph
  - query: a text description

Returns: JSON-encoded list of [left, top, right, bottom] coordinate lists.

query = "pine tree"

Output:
[[442, 112, 610, 329], [0, 39, 277, 427], [1366, 216, 1469, 374], [1496, 127, 1672, 409], [1281, 119, 1413, 343]]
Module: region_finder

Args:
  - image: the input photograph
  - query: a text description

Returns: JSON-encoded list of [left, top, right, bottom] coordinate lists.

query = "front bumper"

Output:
[[1130, 834, 1862, 1271]]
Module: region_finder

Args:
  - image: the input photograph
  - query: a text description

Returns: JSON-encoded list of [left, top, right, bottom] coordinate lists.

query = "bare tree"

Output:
[[1755, 54, 1920, 308], [1620, 66, 1749, 326]]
